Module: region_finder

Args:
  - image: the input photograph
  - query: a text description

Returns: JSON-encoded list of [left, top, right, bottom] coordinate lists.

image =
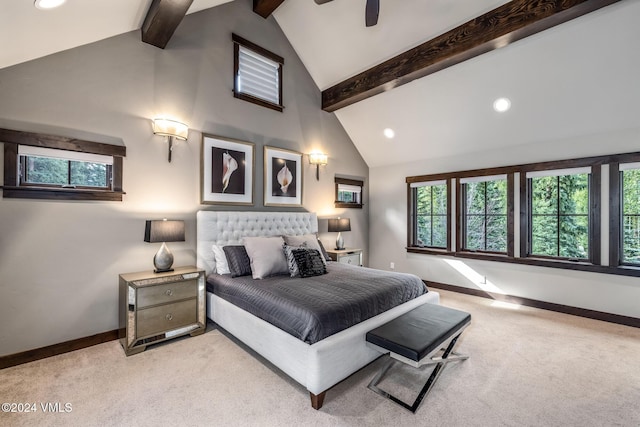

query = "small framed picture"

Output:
[[264, 146, 302, 207], [201, 134, 254, 205]]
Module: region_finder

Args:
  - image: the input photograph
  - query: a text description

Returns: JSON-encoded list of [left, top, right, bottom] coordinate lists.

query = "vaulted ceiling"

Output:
[[2, 0, 638, 168]]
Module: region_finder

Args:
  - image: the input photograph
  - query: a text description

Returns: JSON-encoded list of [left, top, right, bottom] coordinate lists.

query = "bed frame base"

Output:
[[310, 391, 326, 410]]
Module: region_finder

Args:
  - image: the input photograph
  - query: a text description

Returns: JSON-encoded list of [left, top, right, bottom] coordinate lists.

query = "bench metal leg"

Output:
[[367, 333, 468, 413]]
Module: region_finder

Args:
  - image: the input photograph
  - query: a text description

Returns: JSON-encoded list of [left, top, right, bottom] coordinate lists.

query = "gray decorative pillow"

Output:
[[243, 236, 289, 279], [283, 242, 307, 277], [283, 234, 327, 265], [222, 245, 251, 278], [292, 248, 327, 278]]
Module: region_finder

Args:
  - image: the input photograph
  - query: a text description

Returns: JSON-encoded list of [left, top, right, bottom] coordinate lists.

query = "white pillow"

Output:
[[243, 236, 289, 279], [212, 244, 230, 275], [283, 234, 327, 265]]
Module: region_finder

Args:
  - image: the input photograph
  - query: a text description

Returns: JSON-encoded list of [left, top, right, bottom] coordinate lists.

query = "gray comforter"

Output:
[[207, 262, 427, 344]]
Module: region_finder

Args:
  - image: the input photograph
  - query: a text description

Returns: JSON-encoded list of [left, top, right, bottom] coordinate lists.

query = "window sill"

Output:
[[1, 186, 125, 201], [334, 202, 363, 209], [406, 247, 640, 278]]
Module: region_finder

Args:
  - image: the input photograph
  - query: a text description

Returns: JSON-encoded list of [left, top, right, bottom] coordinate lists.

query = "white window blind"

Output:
[[237, 45, 280, 105], [525, 167, 591, 179], [410, 180, 447, 188], [459, 174, 507, 184], [18, 145, 113, 165], [619, 162, 640, 171]]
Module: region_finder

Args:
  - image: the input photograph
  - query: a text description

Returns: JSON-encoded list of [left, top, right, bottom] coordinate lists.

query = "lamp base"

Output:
[[153, 242, 174, 273], [335, 232, 345, 251]]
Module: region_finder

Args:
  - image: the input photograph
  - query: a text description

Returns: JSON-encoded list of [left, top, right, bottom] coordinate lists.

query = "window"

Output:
[[460, 175, 508, 253], [335, 177, 363, 208], [233, 33, 284, 112], [526, 168, 591, 260], [19, 146, 111, 189], [2, 127, 125, 201], [620, 163, 640, 265], [411, 180, 449, 249]]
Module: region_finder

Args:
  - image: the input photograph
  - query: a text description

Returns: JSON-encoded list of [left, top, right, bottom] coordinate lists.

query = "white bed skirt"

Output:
[[207, 290, 440, 395]]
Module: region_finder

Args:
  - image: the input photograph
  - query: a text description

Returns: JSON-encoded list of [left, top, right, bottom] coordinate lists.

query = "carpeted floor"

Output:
[[2, 289, 639, 427]]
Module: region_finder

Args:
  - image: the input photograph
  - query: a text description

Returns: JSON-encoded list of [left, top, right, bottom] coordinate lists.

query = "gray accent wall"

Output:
[[0, 0, 368, 356]]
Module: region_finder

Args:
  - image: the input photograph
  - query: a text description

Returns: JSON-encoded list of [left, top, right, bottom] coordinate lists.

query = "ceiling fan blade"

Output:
[[314, 0, 334, 4], [365, 0, 379, 27]]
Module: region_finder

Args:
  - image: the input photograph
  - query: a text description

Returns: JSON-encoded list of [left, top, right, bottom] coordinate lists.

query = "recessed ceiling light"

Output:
[[493, 97, 511, 113], [383, 128, 395, 139], [34, 0, 66, 10]]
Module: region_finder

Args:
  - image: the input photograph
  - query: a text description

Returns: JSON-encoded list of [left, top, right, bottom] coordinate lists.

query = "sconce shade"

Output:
[[144, 220, 185, 243], [152, 118, 189, 140], [328, 218, 351, 233], [309, 152, 328, 165]]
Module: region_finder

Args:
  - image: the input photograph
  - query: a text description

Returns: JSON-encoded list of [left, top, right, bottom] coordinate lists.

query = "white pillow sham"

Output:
[[212, 244, 231, 275]]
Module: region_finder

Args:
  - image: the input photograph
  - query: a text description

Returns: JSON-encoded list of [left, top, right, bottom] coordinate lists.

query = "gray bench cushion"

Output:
[[366, 303, 471, 362]]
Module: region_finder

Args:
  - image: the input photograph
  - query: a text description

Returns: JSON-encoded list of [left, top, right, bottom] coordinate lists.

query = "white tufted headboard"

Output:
[[196, 210, 318, 275]]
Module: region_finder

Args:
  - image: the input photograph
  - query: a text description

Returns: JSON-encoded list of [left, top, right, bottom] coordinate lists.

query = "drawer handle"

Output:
[[165, 289, 174, 296], [166, 314, 173, 321], [347, 259, 352, 264]]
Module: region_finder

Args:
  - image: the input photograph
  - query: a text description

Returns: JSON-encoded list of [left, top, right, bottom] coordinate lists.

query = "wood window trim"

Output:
[[1, 128, 125, 201], [456, 174, 514, 256], [406, 150, 640, 277], [407, 179, 451, 251], [335, 177, 363, 209], [232, 33, 284, 112]]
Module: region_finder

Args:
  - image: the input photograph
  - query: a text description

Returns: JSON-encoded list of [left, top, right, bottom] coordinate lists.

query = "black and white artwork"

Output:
[[264, 146, 302, 206], [201, 135, 254, 205]]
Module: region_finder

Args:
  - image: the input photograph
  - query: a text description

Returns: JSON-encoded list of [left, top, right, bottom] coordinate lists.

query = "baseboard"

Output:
[[0, 330, 119, 370], [427, 281, 640, 329]]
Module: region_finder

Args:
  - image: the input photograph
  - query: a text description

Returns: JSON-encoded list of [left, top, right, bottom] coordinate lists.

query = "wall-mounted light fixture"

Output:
[[309, 152, 328, 181], [152, 118, 189, 163]]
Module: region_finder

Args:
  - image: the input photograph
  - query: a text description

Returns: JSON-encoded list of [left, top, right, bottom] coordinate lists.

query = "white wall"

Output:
[[0, 0, 368, 356], [370, 127, 640, 318]]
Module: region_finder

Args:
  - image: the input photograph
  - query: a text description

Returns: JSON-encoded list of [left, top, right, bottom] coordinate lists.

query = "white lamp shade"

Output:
[[153, 118, 189, 140]]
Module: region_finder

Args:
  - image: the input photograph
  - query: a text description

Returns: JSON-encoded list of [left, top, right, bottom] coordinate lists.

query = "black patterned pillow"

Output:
[[291, 248, 327, 278], [222, 245, 252, 278], [283, 242, 307, 277]]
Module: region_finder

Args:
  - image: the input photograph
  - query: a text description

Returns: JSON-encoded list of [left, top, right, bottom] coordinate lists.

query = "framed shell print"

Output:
[[264, 146, 302, 207], [201, 134, 254, 205]]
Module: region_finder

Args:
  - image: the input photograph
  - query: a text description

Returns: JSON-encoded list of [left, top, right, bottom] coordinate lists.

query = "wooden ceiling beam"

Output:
[[322, 0, 620, 112], [253, 0, 286, 18], [141, 0, 194, 49]]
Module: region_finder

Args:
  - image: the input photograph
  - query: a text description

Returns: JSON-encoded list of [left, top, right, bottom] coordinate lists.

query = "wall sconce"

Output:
[[152, 118, 189, 163], [309, 152, 328, 180]]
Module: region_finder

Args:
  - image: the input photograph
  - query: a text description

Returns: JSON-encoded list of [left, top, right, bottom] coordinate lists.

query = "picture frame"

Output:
[[264, 146, 302, 207], [201, 134, 254, 205]]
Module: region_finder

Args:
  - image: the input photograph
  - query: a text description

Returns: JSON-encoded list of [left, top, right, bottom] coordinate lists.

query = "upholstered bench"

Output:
[[365, 303, 471, 412]]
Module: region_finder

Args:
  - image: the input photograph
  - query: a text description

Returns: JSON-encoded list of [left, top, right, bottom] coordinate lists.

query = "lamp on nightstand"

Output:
[[144, 219, 185, 273], [328, 218, 351, 250]]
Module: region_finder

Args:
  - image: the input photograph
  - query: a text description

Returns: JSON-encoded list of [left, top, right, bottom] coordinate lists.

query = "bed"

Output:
[[196, 210, 440, 409]]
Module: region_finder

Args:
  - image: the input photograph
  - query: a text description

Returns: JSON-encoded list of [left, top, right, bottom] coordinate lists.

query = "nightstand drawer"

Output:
[[340, 253, 361, 265], [136, 299, 197, 338], [137, 280, 197, 308]]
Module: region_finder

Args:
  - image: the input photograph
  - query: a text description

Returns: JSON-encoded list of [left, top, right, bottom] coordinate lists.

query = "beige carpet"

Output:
[[2, 290, 639, 427]]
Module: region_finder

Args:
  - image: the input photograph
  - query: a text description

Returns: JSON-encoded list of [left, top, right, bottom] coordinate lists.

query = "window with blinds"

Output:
[[233, 34, 284, 112], [335, 177, 363, 208]]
